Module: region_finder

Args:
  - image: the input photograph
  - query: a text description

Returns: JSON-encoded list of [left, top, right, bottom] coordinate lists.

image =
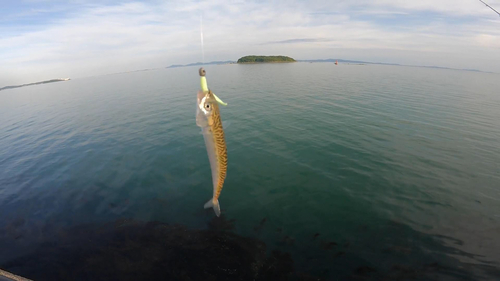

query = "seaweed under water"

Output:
[[1, 216, 321, 281], [2, 214, 500, 281]]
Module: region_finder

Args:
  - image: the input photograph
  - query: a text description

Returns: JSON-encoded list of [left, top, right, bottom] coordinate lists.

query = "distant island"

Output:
[[237, 55, 296, 63], [0, 78, 70, 92]]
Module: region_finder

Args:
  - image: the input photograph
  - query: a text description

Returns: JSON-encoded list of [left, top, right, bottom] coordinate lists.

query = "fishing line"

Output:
[[200, 15, 205, 64], [198, 13, 227, 106], [478, 0, 500, 17]]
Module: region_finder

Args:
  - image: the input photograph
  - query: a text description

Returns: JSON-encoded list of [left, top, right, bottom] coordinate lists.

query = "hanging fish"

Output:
[[196, 67, 228, 217]]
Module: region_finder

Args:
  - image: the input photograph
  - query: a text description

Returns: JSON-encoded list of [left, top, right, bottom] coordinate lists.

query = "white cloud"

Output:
[[1, 0, 500, 86], [476, 34, 500, 48]]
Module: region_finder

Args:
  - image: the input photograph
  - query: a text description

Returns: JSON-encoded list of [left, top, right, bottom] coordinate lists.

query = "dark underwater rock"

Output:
[[1, 218, 317, 281]]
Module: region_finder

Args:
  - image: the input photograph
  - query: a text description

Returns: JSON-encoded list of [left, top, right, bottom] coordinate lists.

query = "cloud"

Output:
[[1, 0, 500, 86], [476, 34, 500, 48], [311, 0, 500, 17], [265, 38, 334, 44]]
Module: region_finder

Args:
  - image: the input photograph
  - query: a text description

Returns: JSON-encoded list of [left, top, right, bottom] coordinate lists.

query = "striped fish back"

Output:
[[209, 96, 228, 200]]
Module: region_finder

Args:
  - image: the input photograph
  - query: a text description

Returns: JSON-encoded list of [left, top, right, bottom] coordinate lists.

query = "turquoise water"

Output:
[[1, 63, 499, 279]]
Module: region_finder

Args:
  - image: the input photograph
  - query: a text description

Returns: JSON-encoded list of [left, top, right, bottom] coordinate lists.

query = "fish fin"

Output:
[[204, 198, 221, 217], [200, 127, 210, 135]]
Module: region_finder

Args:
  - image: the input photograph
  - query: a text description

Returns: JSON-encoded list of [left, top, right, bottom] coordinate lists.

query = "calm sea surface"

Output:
[[1, 63, 499, 280]]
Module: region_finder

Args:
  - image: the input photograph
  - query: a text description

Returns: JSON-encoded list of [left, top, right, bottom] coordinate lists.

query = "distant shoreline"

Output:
[[0, 78, 70, 92], [98, 59, 495, 78], [3, 58, 492, 90], [162, 59, 489, 74]]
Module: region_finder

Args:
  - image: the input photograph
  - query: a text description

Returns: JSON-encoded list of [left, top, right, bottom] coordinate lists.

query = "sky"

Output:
[[1, 0, 500, 86]]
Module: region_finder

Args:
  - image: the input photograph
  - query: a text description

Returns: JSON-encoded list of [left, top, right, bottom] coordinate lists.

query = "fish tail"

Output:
[[204, 198, 221, 217]]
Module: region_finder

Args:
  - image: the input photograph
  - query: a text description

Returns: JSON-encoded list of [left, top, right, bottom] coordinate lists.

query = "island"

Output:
[[237, 55, 296, 63], [0, 78, 70, 91]]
